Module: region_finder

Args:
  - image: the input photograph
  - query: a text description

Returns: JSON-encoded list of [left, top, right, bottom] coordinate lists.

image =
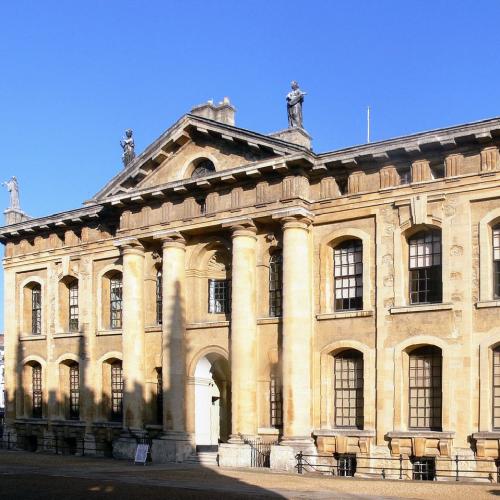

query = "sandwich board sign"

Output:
[[134, 443, 150, 465]]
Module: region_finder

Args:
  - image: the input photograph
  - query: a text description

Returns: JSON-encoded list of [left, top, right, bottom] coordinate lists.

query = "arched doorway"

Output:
[[194, 354, 230, 451]]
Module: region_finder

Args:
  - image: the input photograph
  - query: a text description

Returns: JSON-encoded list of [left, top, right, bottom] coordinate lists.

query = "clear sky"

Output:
[[1, 0, 500, 331]]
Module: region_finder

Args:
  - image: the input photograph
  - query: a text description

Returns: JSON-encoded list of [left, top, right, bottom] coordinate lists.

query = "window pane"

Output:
[[334, 240, 363, 311], [32, 285, 42, 334], [32, 364, 42, 418], [69, 363, 80, 420], [269, 252, 283, 317], [494, 228, 500, 299], [208, 279, 231, 314], [156, 271, 163, 325], [111, 362, 123, 421], [69, 281, 79, 332], [110, 275, 122, 329]]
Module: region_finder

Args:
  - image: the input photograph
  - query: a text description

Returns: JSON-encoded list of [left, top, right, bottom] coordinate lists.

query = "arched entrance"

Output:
[[194, 354, 230, 451]]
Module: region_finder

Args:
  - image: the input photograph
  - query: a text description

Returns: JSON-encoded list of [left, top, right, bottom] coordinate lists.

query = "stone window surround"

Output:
[[478, 336, 500, 432], [319, 228, 373, 315], [18, 275, 45, 337], [319, 340, 376, 432], [19, 355, 46, 419], [56, 274, 80, 335], [55, 354, 81, 421], [393, 222, 450, 308], [478, 209, 500, 302], [95, 351, 123, 422], [392, 336, 453, 433], [96, 265, 123, 332]]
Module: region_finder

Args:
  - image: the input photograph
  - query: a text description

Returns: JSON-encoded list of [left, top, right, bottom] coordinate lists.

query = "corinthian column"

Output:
[[119, 239, 145, 432], [229, 221, 258, 440], [281, 214, 314, 444]]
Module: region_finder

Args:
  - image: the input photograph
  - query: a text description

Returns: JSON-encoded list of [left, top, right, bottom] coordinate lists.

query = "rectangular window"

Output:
[[156, 368, 163, 425], [493, 349, 500, 429], [412, 457, 436, 481], [110, 277, 123, 329], [269, 253, 283, 317], [69, 364, 80, 420], [409, 231, 442, 304], [494, 227, 500, 299], [32, 286, 42, 334], [32, 365, 42, 418], [111, 363, 123, 421], [336, 454, 357, 477], [270, 373, 283, 428], [334, 241, 363, 311], [208, 279, 230, 314], [409, 349, 442, 430], [156, 271, 162, 325], [334, 353, 364, 428], [69, 282, 79, 332]]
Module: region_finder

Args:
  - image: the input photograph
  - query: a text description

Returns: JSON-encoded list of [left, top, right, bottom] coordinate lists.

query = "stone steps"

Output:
[[184, 451, 219, 466]]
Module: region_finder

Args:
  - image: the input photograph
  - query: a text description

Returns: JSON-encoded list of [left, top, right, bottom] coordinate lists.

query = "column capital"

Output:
[[155, 231, 186, 250], [223, 219, 257, 239], [114, 238, 145, 256], [272, 207, 314, 229]]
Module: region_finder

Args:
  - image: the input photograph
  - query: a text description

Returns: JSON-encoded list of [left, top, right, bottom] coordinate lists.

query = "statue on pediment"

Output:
[[2, 176, 20, 209], [286, 81, 306, 129], [120, 129, 136, 167]]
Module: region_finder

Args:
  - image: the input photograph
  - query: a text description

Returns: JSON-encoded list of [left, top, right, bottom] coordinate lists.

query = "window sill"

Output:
[[476, 300, 500, 309], [92, 421, 122, 428], [258, 427, 280, 435], [387, 430, 454, 439], [314, 428, 375, 438], [53, 332, 84, 339], [20, 334, 46, 341], [146, 325, 162, 333], [96, 330, 122, 336], [15, 417, 48, 424], [51, 419, 86, 427], [390, 303, 453, 314], [316, 310, 373, 320], [186, 320, 230, 330], [257, 317, 281, 325], [473, 432, 500, 439], [145, 424, 163, 430]]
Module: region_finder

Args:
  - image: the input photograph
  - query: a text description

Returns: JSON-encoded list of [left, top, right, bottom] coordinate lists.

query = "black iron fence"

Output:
[[245, 439, 278, 468], [296, 452, 500, 482]]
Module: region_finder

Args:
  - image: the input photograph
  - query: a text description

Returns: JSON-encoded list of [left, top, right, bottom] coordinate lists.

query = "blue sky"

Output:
[[1, 0, 500, 331]]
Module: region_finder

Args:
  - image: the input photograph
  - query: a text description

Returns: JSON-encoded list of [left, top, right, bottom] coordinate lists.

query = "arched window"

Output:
[[31, 285, 42, 334], [207, 249, 231, 314], [156, 270, 163, 325], [69, 362, 80, 420], [334, 240, 363, 311], [110, 361, 123, 422], [270, 366, 283, 429], [156, 368, 163, 425], [191, 159, 215, 178], [269, 251, 283, 317], [334, 350, 364, 429], [68, 280, 79, 332], [409, 346, 442, 430], [409, 230, 442, 304], [32, 363, 42, 418], [494, 226, 500, 299], [110, 273, 123, 330]]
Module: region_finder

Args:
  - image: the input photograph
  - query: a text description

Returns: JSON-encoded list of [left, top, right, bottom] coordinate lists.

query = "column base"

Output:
[[151, 432, 193, 463], [43, 430, 57, 454], [270, 436, 316, 472], [1, 426, 17, 450], [218, 442, 252, 468], [82, 433, 97, 456]]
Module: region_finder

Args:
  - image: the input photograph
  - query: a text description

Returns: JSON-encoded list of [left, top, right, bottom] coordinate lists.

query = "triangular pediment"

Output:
[[92, 114, 307, 201]]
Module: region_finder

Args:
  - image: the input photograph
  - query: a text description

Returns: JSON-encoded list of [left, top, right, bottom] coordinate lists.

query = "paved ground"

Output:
[[0, 450, 499, 499]]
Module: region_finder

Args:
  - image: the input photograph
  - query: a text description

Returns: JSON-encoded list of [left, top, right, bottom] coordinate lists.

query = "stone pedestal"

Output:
[[113, 434, 138, 460], [269, 127, 312, 149], [218, 441, 252, 468], [82, 433, 97, 456], [3, 208, 30, 225], [270, 439, 316, 472], [151, 433, 193, 463]]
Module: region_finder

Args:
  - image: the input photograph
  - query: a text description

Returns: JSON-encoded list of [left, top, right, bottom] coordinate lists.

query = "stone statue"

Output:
[[120, 129, 136, 167], [2, 176, 20, 209], [286, 81, 306, 129]]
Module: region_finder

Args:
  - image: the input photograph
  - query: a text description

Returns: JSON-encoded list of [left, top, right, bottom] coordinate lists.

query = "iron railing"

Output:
[[245, 439, 278, 468], [296, 452, 499, 482]]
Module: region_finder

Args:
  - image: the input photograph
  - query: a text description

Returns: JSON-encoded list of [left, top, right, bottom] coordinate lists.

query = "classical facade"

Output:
[[1, 98, 500, 473]]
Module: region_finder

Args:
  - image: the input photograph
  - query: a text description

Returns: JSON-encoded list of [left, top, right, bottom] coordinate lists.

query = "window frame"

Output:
[[333, 240, 363, 312], [110, 361, 123, 422], [32, 364, 42, 418], [156, 270, 163, 325], [494, 226, 500, 299], [156, 367, 163, 425], [31, 285, 42, 335], [269, 251, 283, 317], [270, 371, 283, 429], [69, 363, 80, 420], [110, 274, 123, 330], [208, 278, 231, 314], [68, 281, 79, 333]]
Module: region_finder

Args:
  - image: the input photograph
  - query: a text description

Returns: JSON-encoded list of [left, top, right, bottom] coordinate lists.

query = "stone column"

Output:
[[270, 212, 315, 470], [219, 221, 258, 467], [154, 233, 192, 462], [118, 239, 146, 433]]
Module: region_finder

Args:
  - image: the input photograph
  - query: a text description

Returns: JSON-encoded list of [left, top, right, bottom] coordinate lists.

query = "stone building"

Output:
[[1, 98, 500, 474], [0, 335, 4, 417]]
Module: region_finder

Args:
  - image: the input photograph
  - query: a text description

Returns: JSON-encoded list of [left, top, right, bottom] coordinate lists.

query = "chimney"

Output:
[[190, 97, 236, 126]]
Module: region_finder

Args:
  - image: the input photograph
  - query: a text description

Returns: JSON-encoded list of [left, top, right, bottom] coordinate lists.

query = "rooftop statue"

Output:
[[286, 81, 306, 129], [2, 176, 20, 210], [120, 129, 136, 167]]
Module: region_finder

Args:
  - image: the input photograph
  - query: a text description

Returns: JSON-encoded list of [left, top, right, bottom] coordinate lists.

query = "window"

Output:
[[270, 371, 283, 428], [494, 226, 500, 299], [334, 350, 364, 429], [336, 454, 356, 477], [110, 274, 123, 329], [156, 368, 163, 425], [156, 270, 162, 325], [32, 363, 42, 418], [399, 167, 411, 185], [269, 252, 283, 317], [191, 159, 215, 178], [208, 279, 231, 313], [69, 363, 80, 420], [409, 230, 442, 304], [334, 240, 363, 311], [493, 347, 500, 429], [31, 285, 42, 334], [412, 457, 436, 481], [110, 362, 123, 421], [68, 281, 79, 332], [409, 346, 442, 430]]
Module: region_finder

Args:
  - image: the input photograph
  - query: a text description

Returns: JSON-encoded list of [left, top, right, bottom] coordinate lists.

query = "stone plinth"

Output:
[[269, 127, 312, 149], [270, 439, 316, 471], [4, 208, 30, 225], [151, 434, 193, 463], [218, 442, 252, 468]]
